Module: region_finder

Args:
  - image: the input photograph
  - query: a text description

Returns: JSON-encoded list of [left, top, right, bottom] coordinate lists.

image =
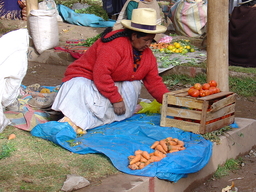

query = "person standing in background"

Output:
[[229, 0, 256, 67], [0, 0, 22, 20]]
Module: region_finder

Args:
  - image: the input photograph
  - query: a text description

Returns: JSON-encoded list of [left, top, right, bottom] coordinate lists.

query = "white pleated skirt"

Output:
[[52, 77, 141, 131]]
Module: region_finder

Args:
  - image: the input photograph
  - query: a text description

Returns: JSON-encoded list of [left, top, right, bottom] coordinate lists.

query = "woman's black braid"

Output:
[[101, 27, 128, 43], [101, 27, 148, 43]]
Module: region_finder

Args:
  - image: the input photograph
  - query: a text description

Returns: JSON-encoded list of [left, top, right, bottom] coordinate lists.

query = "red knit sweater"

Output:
[[63, 30, 169, 103]]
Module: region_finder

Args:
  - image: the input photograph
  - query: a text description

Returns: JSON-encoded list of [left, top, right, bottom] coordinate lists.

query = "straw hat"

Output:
[[121, 8, 167, 34], [239, 0, 253, 5]]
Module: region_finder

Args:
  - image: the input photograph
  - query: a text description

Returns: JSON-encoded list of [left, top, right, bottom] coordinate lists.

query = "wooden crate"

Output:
[[160, 88, 237, 134]]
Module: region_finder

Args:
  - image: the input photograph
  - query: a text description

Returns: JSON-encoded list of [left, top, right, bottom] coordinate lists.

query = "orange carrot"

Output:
[[159, 140, 168, 152], [8, 134, 16, 140], [128, 164, 138, 170], [155, 144, 167, 154], [149, 152, 154, 156], [177, 140, 184, 146], [150, 141, 159, 149], [139, 163, 146, 169], [135, 150, 143, 155], [151, 156, 162, 162], [169, 149, 179, 153], [145, 160, 151, 166], [166, 137, 172, 141], [154, 150, 166, 158], [179, 146, 186, 151], [169, 145, 182, 151], [169, 140, 177, 146], [130, 154, 141, 165], [142, 151, 150, 160], [140, 157, 148, 163], [148, 158, 155, 163], [128, 155, 135, 161]]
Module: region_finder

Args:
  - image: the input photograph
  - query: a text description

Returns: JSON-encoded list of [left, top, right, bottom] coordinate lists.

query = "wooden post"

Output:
[[207, 0, 229, 91]]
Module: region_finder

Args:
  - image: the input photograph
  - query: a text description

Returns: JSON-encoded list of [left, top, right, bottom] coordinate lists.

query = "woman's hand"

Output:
[[113, 101, 126, 115]]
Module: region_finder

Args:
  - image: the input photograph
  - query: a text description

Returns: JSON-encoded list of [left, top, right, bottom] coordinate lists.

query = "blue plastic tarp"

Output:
[[57, 4, 115, 28], [31, 114, 213, 182]]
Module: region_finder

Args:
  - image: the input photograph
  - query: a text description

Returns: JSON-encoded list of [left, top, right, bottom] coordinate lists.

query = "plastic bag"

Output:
[[137, 99, 162, 114], [38, 0, 63, 21]]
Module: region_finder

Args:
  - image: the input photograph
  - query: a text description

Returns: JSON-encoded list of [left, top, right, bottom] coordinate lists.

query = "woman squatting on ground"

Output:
[[52, 8, 170, 133]]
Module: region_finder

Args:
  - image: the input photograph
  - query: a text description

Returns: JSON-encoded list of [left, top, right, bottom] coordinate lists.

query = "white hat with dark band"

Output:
[[121, 8, 167, 34]]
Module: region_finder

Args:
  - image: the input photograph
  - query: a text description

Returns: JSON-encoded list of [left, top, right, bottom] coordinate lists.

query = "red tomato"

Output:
[[209, 87, 217, 94], [188, 87, 195, 95], [189, 89, 200, 97], [199, 90, 206, 97], [193, 83, 202, 90], [215, 87, 221, 93], [205, 90, 211, 96], [202, 83, 211, 90], [209, 80, 217, 87]]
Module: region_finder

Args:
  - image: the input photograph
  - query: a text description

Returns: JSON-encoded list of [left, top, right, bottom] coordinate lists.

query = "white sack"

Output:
[[0, 29, 29, 133], [28, 9, 59, 54], [38, 0, 63, 22]]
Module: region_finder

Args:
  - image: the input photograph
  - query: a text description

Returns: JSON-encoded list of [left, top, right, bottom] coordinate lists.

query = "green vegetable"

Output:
[[74, 4, 109, 21], [79, 34, 101, 47]]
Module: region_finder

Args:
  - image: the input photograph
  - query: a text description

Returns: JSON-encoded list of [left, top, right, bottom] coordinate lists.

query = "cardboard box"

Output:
[[160, 88, 236, 134]]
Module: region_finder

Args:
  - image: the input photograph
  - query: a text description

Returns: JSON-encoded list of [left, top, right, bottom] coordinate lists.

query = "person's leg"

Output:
[[52, 78, 141, 131]]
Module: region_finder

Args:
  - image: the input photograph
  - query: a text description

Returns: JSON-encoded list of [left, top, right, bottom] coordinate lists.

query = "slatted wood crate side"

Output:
[[163, 118, 201, 133], [166, 94, 205, 110], [209, 93, 237, 112], [205, 115, 235, 133], [205, 103, 236, 122], [166, 106, 202, 120], [201, 94, 236, 134]]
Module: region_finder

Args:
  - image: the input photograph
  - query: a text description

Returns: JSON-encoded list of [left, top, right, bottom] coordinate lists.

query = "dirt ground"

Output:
[[1, 19, 256, 191]]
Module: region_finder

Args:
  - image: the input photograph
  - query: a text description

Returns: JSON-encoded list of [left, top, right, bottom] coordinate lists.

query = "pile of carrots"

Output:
[[128, 137, 185, 170]]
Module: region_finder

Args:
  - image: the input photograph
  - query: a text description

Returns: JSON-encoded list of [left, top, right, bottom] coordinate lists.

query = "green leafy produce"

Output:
[[80, 33, 101, 47], [75, 4, 109, 21], [159, 57, 181, 68]]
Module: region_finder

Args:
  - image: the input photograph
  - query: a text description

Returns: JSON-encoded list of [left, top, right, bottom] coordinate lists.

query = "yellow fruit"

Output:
[[190, 48, 195, 52], [175, 43, 181, 48], [186, 45, 191, 49], [167, 45, 174, 50]]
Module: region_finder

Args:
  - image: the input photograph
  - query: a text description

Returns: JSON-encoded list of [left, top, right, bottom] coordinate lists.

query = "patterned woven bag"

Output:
[[171, 0, 207, 37]]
